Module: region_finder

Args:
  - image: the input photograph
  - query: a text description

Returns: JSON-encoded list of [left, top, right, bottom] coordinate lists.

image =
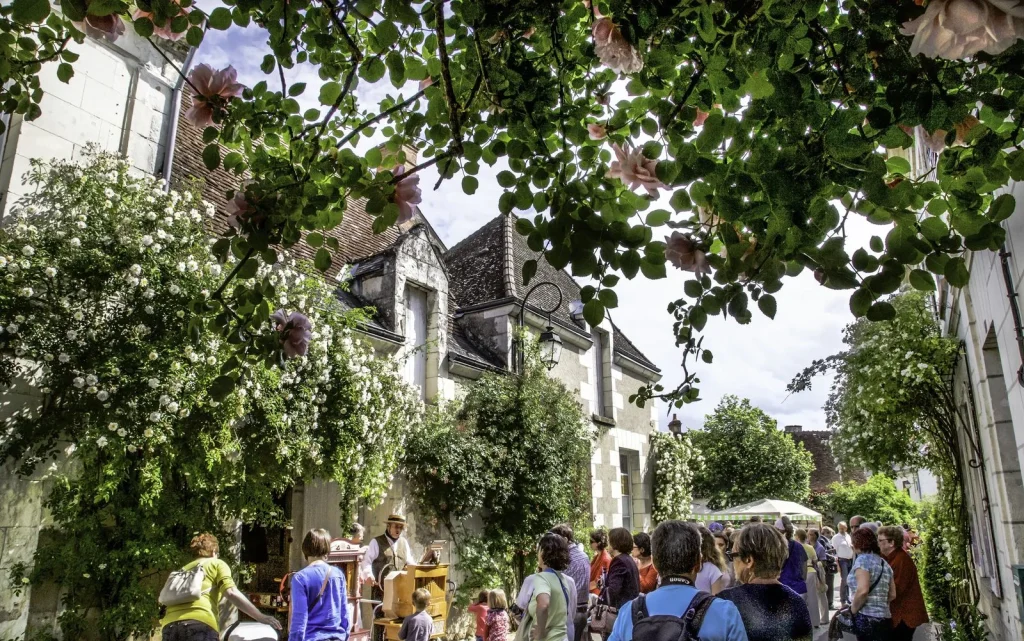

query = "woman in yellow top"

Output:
[[794, 528, 824, 628], [161, 533, 282, 641]]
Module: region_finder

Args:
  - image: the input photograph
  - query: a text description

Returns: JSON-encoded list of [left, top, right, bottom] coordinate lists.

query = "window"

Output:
[[404, 286, 428, 401], [593, 330, 608, 417], [619, 453, 632, 531]]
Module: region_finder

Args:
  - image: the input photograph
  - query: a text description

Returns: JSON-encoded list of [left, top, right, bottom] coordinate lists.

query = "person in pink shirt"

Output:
[[467, 589, 490, 641]]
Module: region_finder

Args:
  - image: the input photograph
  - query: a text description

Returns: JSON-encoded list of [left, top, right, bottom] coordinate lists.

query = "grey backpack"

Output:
[[159, 560, 209, 606]]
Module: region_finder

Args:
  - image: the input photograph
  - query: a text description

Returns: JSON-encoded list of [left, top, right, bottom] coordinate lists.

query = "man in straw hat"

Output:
[[360, 513, 414, 588]]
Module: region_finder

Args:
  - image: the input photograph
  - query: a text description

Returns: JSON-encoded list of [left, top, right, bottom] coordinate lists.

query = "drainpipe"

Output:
[[997, 245, 1024, 386], [161, 46, 198, 191]]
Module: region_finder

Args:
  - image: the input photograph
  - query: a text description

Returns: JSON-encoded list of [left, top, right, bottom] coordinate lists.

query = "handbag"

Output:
[[588, 603, 618, 635], [159, 560, 208, 606]]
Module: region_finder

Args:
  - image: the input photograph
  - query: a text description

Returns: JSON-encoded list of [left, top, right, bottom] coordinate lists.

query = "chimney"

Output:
[[668, 414, 682, 434], [784, 425, 803, 433]]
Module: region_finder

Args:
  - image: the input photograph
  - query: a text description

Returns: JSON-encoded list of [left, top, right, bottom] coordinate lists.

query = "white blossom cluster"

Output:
[[0, 152, 422, 507], [651, 431, 700, 523]]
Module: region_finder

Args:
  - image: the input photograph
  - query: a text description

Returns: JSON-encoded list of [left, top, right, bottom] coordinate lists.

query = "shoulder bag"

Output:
[[159, 559, 208, 607]]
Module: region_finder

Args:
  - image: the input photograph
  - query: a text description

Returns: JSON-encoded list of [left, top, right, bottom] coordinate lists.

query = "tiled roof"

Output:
[[444, 213, 660, 374]]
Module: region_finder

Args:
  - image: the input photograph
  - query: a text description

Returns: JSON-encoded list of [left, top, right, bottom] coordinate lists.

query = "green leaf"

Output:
[[13, 0, 52, 22], [202, 143, 220, 170], [60, 0, 87, 21], [462, 176, 479, 195], [598, 289, 618, 308], [132, 15, 154, 36], [869, 236, 884, 253], [210, 375, 235, 401], [757, 294, 777, 319], [319, 81, 342, 106], [990, 193, 1016, 222], [497, 170, 517, 188], [315, 247, 332, 272], [237, 258, 258, 279], [743, 71, 775, 99], [669, 190, 692, 212], [919, 217, 948, 242], [522, 259, 537, 286], [621, 250, 641, 279], [375, 20, 401, 49], [288, 82, 306, 97], [208, 6, 231, 29], [689, 306, 708, 331], [186, 26, 203, 47], [866, 301, 896, 321], [944, 257, 970, 288], [683, 280, 703, 298], [361, 58, 386, 83], [909, 269, 936, 291], [885, 156, 911, 175], [583, 299, 605, 327], [646, 209, 671, 226], [307, 232, 324, 248], [849, 288, 872, 318], [56, 63, 74, 83], [640, 259, 667, 280]]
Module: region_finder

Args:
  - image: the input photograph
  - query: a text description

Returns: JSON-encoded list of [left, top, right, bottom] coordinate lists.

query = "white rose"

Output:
[[21, 245, 34, 256], [148, 412, 161, 422], [67, 330, 77, 340], [167, 401, 180, 413], [73, 377, 85, 388], [117, 428, 127, 437], [59, 353, 70, 363], [44, 267, 57, 277], [127, 444, 137, 453], [85, 374, 98, 385], [19, 287, 32, 297], [108, 422, 118, 431], [148, 378, 160, 388], [70, 238, 81, 247], [148, 352, 158, 361], [96, 436, 108, 447], [97, 391, 109, 401], [141, 235, 154, 246]]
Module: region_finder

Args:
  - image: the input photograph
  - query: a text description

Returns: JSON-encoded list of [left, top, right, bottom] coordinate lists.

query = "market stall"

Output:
[[700, 498, 822, 528]]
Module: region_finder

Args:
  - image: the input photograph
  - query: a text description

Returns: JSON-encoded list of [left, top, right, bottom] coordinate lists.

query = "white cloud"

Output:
[[193, 27, 884, 435]]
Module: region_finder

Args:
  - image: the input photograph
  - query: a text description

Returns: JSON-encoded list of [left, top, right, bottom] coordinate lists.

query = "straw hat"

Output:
[[386, 513, 407, 525]]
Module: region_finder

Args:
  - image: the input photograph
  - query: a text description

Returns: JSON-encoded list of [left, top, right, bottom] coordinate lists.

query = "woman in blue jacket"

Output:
[[290, 529, 349, 641]]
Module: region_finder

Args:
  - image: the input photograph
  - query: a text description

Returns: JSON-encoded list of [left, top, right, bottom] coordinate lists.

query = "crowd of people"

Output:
[[157, 514, 928, 641]]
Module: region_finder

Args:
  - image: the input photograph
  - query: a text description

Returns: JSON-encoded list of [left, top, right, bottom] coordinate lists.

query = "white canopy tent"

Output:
[[702, 499, 822, 525]]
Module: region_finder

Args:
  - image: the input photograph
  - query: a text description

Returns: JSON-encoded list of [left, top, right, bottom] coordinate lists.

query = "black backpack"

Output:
[[630, 592, 717, 641]]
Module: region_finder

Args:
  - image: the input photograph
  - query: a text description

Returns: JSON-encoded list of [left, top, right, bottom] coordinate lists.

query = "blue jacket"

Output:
[[290, 561, 349, 641]]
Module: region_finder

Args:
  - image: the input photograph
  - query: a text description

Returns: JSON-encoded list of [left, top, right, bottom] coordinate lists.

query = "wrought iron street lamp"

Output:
[[518, 281, 563, 372]]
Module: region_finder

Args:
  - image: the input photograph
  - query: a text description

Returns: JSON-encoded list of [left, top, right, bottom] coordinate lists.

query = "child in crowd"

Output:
[[484, 589, 510, 641], [399, 588, 434, 641], [467, 589, 490, 641]]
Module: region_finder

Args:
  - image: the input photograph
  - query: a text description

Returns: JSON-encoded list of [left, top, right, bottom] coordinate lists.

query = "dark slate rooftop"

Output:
[[444, 213, 660, 374]]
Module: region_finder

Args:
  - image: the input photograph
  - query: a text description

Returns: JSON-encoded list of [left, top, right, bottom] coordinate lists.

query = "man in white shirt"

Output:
[[360, 514, 414, 586], [830, 521, 855, 606]]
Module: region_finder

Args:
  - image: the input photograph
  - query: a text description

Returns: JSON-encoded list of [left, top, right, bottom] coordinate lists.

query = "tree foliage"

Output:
[[823, 474, 919, 526], [401, 341, 591, 600], [690, 395, 814, 510], [4, 0, 1024, 407], [0, 153, 421, 641]]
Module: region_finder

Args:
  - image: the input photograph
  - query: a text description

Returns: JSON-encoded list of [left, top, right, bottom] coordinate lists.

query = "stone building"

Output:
[[0, 32, 663, 638], [902, 129, 1024, 640]]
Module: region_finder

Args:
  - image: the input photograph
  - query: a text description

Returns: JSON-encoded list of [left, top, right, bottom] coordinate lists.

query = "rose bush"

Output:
[[4, 0, 1024, 410], [650, 431, 699, 523], [0, 152, 421, 640]]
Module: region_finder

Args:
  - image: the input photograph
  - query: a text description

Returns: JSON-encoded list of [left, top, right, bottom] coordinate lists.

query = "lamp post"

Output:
[[517, 281, 563, 372]]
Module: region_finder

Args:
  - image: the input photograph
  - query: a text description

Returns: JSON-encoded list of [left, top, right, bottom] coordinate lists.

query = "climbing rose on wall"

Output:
[[587, 123, 607, 140], [901, 0, 1024, 59], [591, 18, 643, 74], [271, 309, 313, 359], [184, 64, 245, 128]]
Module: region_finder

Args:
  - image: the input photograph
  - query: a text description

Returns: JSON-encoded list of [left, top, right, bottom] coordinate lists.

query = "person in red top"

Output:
[[467, 589, 490, 641], [589, 529, 611, 595], [631, 532, 659, 593], [878, 526, 929, 641]]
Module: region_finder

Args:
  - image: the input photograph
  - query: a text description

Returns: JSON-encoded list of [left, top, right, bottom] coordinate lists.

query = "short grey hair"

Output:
[[350, 523, 365, 538], [651, 520, 702, 578]]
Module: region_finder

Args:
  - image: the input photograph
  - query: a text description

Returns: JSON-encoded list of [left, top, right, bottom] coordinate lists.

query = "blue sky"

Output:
[[194, 23, 877, 430]]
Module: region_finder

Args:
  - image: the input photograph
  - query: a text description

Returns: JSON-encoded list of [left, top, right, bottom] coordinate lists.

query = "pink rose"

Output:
[[693, 109, 710, 127], [901, 0, 1024, 60], [225, 190, 250, 231], [393, 166, 422, 225], [665, 232, 711, 277], [521, 26, 536, 39], [588, 123, 607, 140], [595, 92, 611, 106], [592, 18, 643, 74], [419, 77, 433, 91], [73, 3, 125, 42], [184, 64, 245, 129], [606, 143, 666, 197], [133, 2, 190, 41], [271, 310, 312, 359]]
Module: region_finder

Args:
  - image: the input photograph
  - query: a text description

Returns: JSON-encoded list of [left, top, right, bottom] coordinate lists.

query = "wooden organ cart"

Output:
[[374, 541, 450, 641], [325, 538, 373, 641]]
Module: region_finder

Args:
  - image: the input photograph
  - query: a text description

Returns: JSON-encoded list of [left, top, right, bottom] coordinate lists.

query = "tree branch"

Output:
[[665, 63, 705, 130], [389, 147, 457, 184], [336, 88, 426, 149], [434, 0, 463, 153]]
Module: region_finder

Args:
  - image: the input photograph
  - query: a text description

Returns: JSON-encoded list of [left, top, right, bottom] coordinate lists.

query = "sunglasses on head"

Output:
[[725, 550, 739, 561]]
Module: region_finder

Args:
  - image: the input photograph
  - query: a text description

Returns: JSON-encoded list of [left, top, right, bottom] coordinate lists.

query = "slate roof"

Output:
[[444, 213, 660, 374]]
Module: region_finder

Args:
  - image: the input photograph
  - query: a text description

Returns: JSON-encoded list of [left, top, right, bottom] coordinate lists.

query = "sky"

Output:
[[193, 21, 880, 431]]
